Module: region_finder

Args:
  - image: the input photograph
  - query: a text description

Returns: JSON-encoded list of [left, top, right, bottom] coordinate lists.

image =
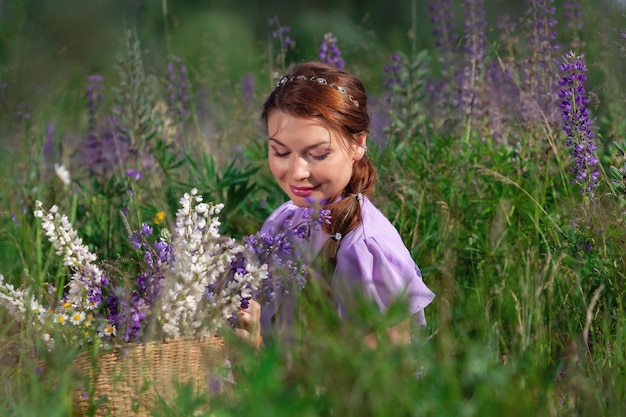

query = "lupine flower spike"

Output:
[[319, 33, 346, 69], [558, 50, 600, 199]]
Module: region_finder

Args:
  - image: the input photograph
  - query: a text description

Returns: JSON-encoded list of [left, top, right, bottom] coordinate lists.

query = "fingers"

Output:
[[237, 300, 261, 330]]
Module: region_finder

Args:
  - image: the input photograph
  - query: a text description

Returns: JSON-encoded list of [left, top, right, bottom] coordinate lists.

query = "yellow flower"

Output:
[[63, 302, 72, 309], [154, 211, 166, 225]]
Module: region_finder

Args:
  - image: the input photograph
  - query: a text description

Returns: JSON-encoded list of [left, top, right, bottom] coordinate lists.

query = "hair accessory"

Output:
[[355, 193, 363, 201], [275, 75, 360, 108], [332, 232, 342, 241]]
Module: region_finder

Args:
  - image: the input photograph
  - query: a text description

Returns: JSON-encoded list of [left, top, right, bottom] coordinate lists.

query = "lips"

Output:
[[289, 185, 317, 197]]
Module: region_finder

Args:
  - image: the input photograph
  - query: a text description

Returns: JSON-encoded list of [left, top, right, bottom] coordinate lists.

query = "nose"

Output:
[[291, 156, 310, 181]]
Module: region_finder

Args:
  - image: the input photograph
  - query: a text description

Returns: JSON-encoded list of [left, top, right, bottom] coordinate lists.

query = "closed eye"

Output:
[[311, 153, 330, 161], [272, 150, 290, 158]]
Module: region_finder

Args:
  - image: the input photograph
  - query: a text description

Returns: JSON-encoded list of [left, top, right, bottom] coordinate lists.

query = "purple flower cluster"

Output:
[[460, 0, 488, 117], [318, 33, 345, 69], [428, 0, 458, 52], [165, 56, 191, 122], [558, 51, 599, 198], [383, 53, 403, 89], [110, 223, 173, 342], [563, 1, 583, 32], [86, 75, 105, 130], [14, 102, 32, 121], [241, 207, 331, 305], [268, 16, 294, 49], [526, 0, 559, 54]]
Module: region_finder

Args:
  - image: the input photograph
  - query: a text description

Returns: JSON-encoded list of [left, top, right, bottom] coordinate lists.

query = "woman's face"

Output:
[[267, 110, 366, 207]]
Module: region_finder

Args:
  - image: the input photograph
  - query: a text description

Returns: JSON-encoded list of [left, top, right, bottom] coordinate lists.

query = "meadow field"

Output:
[[0, 0, 625, 415]]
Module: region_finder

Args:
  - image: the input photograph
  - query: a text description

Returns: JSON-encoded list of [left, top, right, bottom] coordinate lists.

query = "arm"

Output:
[[364, 318, 412, 349]]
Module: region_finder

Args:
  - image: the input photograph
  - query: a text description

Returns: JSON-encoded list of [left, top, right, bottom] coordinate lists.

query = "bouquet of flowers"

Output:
[[0, 188, 329, 349], [0, 187, 330, 415]]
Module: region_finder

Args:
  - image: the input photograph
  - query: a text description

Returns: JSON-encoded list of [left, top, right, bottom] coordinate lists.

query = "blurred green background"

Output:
[[0, 0, 535, 106]]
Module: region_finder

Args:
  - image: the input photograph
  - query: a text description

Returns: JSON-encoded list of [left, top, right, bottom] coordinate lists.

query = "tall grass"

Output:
[[1, 0, 626, 415]]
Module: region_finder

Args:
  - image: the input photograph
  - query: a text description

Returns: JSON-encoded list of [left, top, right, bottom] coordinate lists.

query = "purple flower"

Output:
[[238, 207, 330, 307], [269, 18, 293, 49], [241, 73, 255, 107], [126, 169, 142, 180], [563, 1, 584, 32], [165, 56, 191, 123], [14, 102, 31, 120], [428, 0, 459, 59], [86, 75, 105, 133], [108, 230, 173, 342], [523, 0, 560, 101], [558, 51, 599, 198], [383, 53, 403, 89], [140, 223, 153, 236], [459, 0, 488, 118], [318, 33, 345, 69], [129, 231, 143, 250]]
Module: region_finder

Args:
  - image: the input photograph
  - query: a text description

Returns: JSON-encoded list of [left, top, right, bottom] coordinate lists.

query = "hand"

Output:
[[234, 299, 262, 349]]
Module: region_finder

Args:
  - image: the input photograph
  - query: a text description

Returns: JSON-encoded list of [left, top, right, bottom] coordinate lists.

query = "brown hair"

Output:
[[261, 61, 377, 265]]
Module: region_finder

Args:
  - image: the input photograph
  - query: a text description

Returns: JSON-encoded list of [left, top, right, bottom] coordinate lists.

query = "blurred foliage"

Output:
[[1, 0, 626, 416]]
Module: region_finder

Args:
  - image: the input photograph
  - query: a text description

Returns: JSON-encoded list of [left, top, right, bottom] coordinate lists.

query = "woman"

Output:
[[235, 61, 435, 349]]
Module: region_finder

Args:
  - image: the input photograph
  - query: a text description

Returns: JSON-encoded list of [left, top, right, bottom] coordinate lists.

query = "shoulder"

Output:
[[340, 197, 405, 249]]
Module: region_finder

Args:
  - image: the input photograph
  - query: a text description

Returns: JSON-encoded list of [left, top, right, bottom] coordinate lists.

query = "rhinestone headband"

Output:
[[276, 75, 360, 108]]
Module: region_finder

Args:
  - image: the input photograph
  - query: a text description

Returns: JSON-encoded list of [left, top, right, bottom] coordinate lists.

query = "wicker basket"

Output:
[[72, 336, 226, 417]]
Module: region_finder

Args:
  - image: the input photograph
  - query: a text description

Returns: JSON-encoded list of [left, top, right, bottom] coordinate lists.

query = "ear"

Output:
[[352, 132, 368, 161]]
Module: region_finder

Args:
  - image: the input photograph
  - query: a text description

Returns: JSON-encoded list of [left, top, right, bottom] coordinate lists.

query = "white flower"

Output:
[[54, 163, 71, 186], [69, 311, 86, 325], [54, 313, 69, 325], [32, 203, 105, 311], [0, 275, 27, 319], [98, 323, 116, 337]]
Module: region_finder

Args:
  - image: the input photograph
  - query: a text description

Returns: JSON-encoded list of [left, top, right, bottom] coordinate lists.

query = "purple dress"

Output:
[[259, 197, 435, 341]]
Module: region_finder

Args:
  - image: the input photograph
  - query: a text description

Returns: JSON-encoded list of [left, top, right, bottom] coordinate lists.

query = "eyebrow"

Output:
[[269, 137, 330, 151]]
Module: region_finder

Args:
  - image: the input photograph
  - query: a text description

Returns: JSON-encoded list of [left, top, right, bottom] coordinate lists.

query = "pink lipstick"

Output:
[[290, 185, 316, 197]]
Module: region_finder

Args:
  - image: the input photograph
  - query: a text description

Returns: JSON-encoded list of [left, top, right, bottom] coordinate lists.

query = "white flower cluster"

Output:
[[0, 274, 30, 318], [34, 201, 107, 310], [0, 189, 267, 349], [157, 188, 268, 339], [0, 274, 60, 347]]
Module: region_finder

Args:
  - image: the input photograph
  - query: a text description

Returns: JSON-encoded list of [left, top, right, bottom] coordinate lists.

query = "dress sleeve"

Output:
[[334, 235, 435, 320], [260, 201, 298, 235]]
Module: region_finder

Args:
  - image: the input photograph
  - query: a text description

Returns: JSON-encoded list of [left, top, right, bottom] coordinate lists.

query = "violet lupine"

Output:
[[382, 53, 403, 90], [558, 51, 599, 198], [243, 207, 331, 306], [14, 102, 32, 120], [460, 0, 488, 118], [86, 75, 105, 132], [111, 223, 173, 342], [268, 16, 294, 49], [428, 0, 459, 58], [318, 33, 345, 69], [427, 0, 459, 115], [241, 73, 255, 107], [523, 0, 559, 104], [563, 1, 583, 31], [165, 56, 191, 123]]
